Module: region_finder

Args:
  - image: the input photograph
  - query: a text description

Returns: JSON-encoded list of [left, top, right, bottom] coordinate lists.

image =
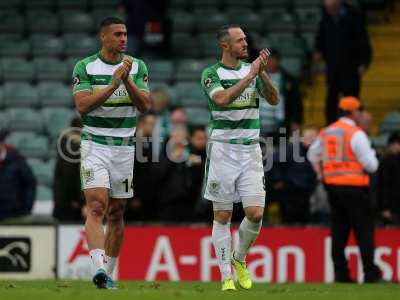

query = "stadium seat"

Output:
[[64, 34, 99, 57], [91, 9, 125, 27], [186, 107, 210, 126], [3, 83, 39, 108], [175, 59, 209, 82], [58, 0, 89, 10], [0, 0, 21, 8], [24, 0, 54, 9], [0, 33, 23, 44], [280, 57, 303, 78], [30, 35, 64, 57], [147, 60, 174, 83], [38, 82, 72, 108], [170, 10, 194, 33], [7, 108, 43, 132], [262, 10, 297, 33], [199, 33, 221, 58], [36, 185, 52, 201], [0, 40, 30, 58], [168, 0, 189, 11], [301, 32, 316, 52], [380, 112, 400, 133], [60, 10, 95, 33], [66, 57, 82, 76], [293, 0, 323, 8], [1, 58, 35, 82], [27, 159, 55, 187], [34, 58, 69, 82], [226, 0, 257, 9], [0, 112, 8, 130], [296, 7, 322, 32], [192, 0, 222, 10], [90, 0, 120, 9], [0, 87, 3, 109], [175, 82, 207, 107], [171, 33, 202, 58], [261, 33, 307, 57], [195, 12, 228, 32], [227, 11, 263, 33], [0, 11, 24, 34], [41, 108, 76, 140], [259, 0, 292, 9], [26, 10, 59, 34]]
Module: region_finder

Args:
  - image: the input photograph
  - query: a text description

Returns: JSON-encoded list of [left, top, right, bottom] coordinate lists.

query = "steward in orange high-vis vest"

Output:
[[307, 96, 383, 283]]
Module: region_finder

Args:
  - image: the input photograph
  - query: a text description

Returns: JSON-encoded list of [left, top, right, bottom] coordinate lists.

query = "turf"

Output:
[[1, 281, 399, 300]]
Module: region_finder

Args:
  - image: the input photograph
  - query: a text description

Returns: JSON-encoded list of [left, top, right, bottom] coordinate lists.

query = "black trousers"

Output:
[[326, 185, 381, 282], [325, 67, 360, 125]]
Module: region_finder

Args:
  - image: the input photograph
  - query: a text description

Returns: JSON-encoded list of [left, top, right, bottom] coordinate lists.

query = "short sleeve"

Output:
[[201, 67, 223, 99], [72, 61, 92, 94], [134, 59, 149, 92]]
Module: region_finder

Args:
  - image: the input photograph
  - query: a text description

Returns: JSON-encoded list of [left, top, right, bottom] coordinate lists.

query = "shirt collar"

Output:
[[339, 117, 356, 126]]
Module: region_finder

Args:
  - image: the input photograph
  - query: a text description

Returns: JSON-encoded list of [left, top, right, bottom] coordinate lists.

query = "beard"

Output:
[[233, 49, 248, 60]]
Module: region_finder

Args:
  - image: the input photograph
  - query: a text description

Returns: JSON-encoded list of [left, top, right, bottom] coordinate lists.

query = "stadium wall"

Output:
[[57, 225, 400, 283]]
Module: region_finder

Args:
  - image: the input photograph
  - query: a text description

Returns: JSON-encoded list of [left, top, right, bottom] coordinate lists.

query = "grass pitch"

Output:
[[1, 280, 399, 300]]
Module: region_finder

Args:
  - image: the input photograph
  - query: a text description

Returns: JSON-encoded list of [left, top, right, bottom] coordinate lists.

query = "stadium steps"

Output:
[[303, 3, 400, 133]]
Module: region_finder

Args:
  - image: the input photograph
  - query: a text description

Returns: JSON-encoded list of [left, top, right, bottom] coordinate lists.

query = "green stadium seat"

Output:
[[38, 82, 72, 108], [26, 10, 59, 34], [3, 83, 39, 108], [31, 35, 64, 57], [168, 0, 189, 11], [171, 33, 202, 58], [293, 0, 322, 8], [262, 10, 297, 33], [0, 11, 24, 34], [225, 0, 257, 9], [91, 9, 125, 27], [147, 60, 174, 82], [175, 82, 207, 107], [380, 112, 400, 134], [170, 10, 194, 33], [41, 108, 76, 140], [186, 107, 210, 126], [24, 0, 54, 9], [0, 112, 8, 130], [301, 32, 316, 51], [0, 0, 21, 8], [0, 34, 23, 44], [192, 0, 222, 10], [176, 59, 208, 82], [259, 0, 292, 9], [199, 33, 220, 58], [280, 57, 303, 78], [64, 34, 99, 57], [34, 58, 69, 82], [58, 0, 89, 9], [195, 12, 228, 32], [6, 108, 43, 132], [1, 58, 35, 82], [227, 11, 263, 33], [0, 40, 30, 58], [296, 7, 322, 32], [0, 88, 3, 109], [27, 158, 55, 187], [150, 82, 177, 101], [261, 33, 307, 57], [66, 57, 82, 77], [36, 185, 52, 201], [90, 0, 120, 9], [60, 10, 95, 33]]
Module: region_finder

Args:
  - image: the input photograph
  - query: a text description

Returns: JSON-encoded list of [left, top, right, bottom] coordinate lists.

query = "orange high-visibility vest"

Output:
[[320, 120, 370, 186]]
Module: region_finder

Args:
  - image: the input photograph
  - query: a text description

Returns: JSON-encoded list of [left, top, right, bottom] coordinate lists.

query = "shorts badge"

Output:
[[208, 180, 221, 196], [81, 167, 94, 184]]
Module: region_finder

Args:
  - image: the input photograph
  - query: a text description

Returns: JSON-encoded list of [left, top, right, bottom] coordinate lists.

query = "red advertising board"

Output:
[[118, 226, 400, 283]]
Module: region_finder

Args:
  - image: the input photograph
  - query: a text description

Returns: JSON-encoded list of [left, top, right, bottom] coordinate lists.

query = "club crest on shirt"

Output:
[[204, 78, 213, 88], [73, 75, 80, 86], [81, 167, 94, 184], [208, 180, 221, 196]]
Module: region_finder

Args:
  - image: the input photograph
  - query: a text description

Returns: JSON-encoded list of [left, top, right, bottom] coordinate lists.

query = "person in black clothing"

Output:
[[53, 117, 85, 221], [377, 132, 400, 225], [0, 129, 36, 222], [315, 0, 372, 124]]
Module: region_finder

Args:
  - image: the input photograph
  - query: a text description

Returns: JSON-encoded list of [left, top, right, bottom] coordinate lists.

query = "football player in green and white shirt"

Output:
[[72, 17, 151, 289], [201, 25, 278, 291]]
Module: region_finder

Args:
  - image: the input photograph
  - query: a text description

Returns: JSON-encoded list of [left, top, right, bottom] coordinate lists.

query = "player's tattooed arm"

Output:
[[212, 59, 260, 107], [258, 49, 279, 105], [122, 57, 151, 113]]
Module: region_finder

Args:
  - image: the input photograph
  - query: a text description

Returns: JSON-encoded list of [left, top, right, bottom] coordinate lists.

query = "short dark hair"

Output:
[[100, 17, 125, 31], [189, 125, 206, 136], [216, 24, 241, 42], [388, 132, 400, 145]]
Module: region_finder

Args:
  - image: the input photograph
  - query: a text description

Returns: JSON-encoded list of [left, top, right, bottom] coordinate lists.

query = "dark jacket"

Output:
[[281, 68, 303, 127], [0, 145, 36, 221], [377, 153, 400, 214], [316, 3, 372, 70]]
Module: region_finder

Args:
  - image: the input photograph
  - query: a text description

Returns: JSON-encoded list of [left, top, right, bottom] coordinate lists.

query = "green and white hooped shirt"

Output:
[[201, 61, 264, 145], [72, 52, 149, 146]]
